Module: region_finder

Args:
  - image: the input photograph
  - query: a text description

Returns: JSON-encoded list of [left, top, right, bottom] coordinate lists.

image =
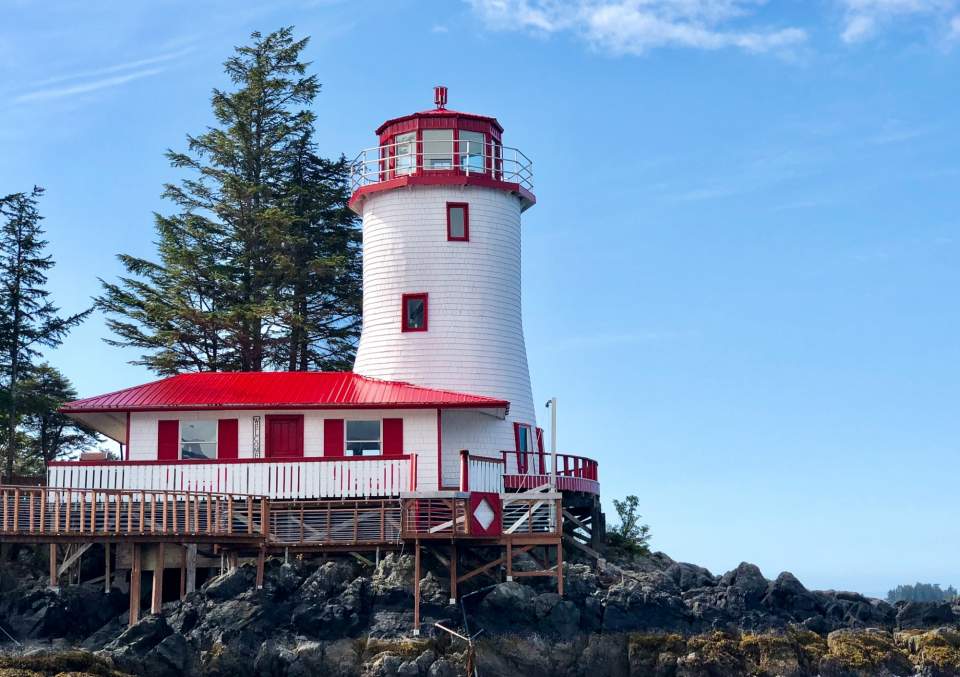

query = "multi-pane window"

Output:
[[447, 203, 469, 241], [181, 421, 217, 459], [394, 132, 416, 176], [346, 420, 381, 456], [459, 131, 485, 173], [422, 129, 453, 169], [402, 293, 428, 332]]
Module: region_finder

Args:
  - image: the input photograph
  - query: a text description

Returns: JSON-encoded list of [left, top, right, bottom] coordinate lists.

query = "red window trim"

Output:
[[401, 292, 429, 332], [446, 202, 469, 241], [513, 421, 533, 474]]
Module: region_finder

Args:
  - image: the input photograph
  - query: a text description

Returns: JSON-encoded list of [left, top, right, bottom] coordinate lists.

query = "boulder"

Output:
[[204, 566, 256, 601], [896, 601, 956, 629], [666, 562, 717, 592], [718, 563, 768, 608]]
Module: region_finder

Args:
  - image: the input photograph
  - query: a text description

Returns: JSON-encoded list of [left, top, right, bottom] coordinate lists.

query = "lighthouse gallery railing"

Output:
[[350, 139, 533, 193]]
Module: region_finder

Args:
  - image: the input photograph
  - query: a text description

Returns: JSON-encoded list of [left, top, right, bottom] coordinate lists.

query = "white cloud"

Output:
[[14, 68, 164, 104], [31, 47, 194, 89], [467, 0, 807, 55], [837, 0, 959, 43]]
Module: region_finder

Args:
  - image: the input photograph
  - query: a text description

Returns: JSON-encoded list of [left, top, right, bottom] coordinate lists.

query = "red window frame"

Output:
[[513, 422, 533, 474], [446, 202, 469, 241], [401, 292, 429, 332]]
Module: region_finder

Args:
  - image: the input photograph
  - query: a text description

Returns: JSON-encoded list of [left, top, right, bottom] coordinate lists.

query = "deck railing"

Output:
[[459, 450, 505, 493], [268, 499, 402, 546], [350, 139, 533, 193], [47, 456, 414, 500], [0, 485, 268, 541], [501, 451, 600, 494]]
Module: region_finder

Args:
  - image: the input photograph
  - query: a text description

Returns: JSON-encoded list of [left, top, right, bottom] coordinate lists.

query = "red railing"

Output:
[[500, 451, 599, 494]]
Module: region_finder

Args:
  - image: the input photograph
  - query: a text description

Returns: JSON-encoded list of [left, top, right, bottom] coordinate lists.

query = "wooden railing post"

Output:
[[459, 450, 470, 492]]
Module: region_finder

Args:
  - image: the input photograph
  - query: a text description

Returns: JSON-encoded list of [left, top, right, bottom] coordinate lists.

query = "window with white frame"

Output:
[[181, 420, 217, 459], [346, 420, 381, 456]]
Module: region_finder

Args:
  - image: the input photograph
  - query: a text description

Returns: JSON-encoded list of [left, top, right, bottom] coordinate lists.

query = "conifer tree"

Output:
[[19, 364, 99, 470], [271, 134, 361, 371], [0, 187, 91, 481], [100, 27, 360, 374]]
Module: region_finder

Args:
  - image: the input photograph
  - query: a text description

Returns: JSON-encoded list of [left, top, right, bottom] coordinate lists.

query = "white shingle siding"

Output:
[[353, 185, 537, 472], [128, 408, 440, 490]]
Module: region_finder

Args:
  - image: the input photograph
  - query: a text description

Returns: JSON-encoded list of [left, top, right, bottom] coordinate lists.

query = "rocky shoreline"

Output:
[[1, 546, 958, 676]]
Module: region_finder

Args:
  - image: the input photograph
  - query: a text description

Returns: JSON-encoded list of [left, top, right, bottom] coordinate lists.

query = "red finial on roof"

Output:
[[434, 85, 448, 110]]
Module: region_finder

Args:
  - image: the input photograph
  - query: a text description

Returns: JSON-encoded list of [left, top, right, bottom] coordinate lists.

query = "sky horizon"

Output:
[[2, 0, 958, 599]]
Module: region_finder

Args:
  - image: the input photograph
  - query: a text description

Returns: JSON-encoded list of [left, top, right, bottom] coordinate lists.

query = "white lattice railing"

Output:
[[47, 456, 414, 500]]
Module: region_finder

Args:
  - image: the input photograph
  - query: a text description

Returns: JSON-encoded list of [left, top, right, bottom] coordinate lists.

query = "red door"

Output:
[[265, 415, 304, 458]]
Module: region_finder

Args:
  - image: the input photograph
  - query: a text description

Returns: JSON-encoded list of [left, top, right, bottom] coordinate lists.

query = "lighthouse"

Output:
[[350, 87, 539, 483]]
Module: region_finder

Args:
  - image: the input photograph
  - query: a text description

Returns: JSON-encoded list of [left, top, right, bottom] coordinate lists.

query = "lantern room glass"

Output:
[[459, 131, 485, 173], [422, 129, 453, 170]]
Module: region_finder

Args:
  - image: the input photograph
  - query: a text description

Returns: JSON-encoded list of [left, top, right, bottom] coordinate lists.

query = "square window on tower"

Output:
[[402, 293, 428, 332], [447, 202, 469, 241]]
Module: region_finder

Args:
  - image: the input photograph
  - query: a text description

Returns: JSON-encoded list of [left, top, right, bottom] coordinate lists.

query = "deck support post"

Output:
[[255, 547, 265, 590], [151, 544, 164, 615], [179, 547, 187, 600], [449, 544, 458, 606], [48, 544, 59, 592], [505, 539, 513, 582], [104, 543, 111, 593], [228, 551, 238, 572], [185, 544, 197, 596], [412, 540, 421, 636], [556, 540, 564, 596], [130, 544, 142, 626]]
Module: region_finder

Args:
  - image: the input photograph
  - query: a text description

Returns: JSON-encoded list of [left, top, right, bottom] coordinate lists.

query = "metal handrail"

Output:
[[350, 139, 533, 192]]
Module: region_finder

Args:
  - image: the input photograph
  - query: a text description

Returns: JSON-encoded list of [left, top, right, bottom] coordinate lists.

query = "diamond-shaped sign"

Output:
[[468, 491, 502, 536], [474, 498, 495, 530]]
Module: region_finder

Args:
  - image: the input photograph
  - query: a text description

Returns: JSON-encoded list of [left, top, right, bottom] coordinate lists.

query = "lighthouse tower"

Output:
[[350, 87, 538, 478]]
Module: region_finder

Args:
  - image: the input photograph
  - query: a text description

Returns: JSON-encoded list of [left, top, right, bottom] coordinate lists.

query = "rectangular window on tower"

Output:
[[402, 293, 428, 332], [447, 203, 469, 241]]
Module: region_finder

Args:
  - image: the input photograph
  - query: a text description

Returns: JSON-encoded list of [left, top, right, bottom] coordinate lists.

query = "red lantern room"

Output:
[[349, 86, 535, 213]]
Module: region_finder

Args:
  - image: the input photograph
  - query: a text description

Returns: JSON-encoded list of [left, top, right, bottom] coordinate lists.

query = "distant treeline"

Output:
[[886, 583, 958, 604]]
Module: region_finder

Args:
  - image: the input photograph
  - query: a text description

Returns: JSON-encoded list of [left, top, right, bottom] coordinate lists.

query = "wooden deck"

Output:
[[0, 486, 561, 548]]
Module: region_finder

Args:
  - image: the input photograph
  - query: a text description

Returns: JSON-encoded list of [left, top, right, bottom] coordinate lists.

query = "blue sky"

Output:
[[2, 0, 958, 597]]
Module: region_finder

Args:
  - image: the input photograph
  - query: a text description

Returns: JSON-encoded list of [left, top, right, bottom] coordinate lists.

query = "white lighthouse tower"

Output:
[[350, 87, 539, 480]]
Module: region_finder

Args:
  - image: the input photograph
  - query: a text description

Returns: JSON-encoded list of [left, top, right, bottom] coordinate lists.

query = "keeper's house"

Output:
[[47, 87, 600, 505]]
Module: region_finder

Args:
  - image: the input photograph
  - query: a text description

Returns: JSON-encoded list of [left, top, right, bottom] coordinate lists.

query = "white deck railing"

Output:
[[350, 139, 533, 193], [459, 451, 505, 493], [47, 456, 414, 500]]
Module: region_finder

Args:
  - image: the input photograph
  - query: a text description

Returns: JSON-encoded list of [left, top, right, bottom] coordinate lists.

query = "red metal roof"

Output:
[[375, 108, 504, 135], [61, 372, 510, 413]]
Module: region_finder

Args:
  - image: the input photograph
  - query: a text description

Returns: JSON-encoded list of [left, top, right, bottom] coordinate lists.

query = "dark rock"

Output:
[[204, 566, 256, 601], [601, 574, 692, 633], [763, 572, 822, 619], [477, 581, 537, 630], [666, 562, 717, 591], [719, 562, 768, 607], [428, 657, 458, 677], [896, 601, 956, 629]]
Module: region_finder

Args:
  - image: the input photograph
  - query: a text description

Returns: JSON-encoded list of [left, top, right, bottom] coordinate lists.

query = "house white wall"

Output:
[[128, 408, 440, 490]]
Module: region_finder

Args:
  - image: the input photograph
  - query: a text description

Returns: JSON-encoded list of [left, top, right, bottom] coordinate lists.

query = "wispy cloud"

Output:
[[12, 47, 193, 105], [14, 68, 164, 104], [837, 0, 960, 43], [31, 47, 194, 88], [467, 0, 807, 55]]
